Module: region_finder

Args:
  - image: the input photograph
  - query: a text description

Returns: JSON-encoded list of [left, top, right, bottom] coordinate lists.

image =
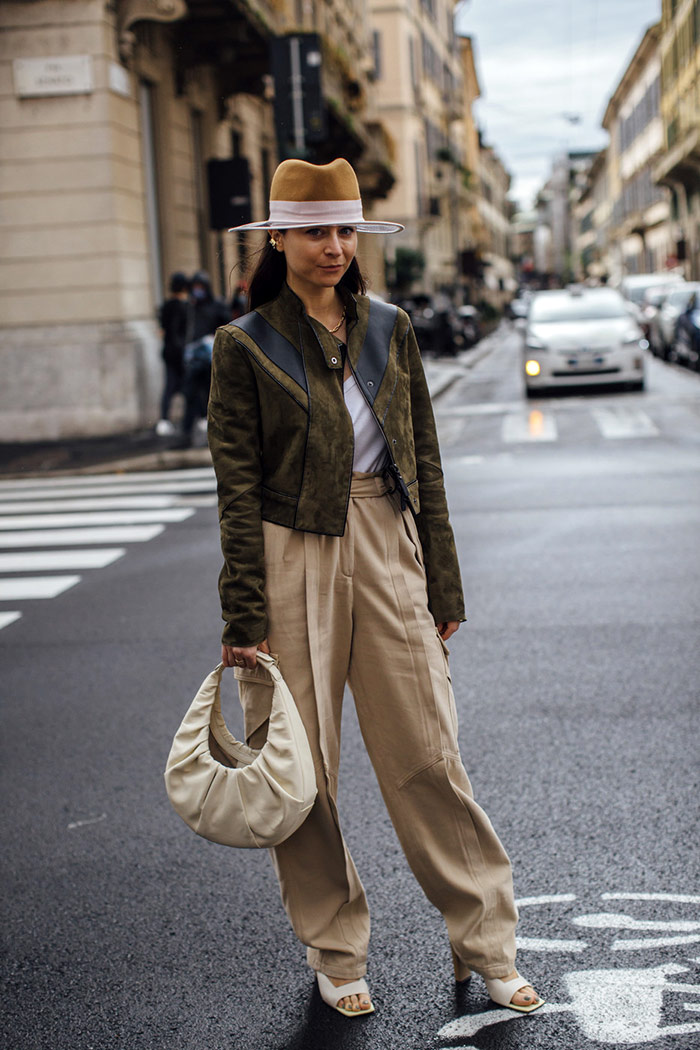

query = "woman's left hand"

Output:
[[437, 621, 460, 641]]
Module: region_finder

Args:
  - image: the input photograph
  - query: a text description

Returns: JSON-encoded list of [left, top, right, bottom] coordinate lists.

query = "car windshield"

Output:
[[529, 292, 627, 323]]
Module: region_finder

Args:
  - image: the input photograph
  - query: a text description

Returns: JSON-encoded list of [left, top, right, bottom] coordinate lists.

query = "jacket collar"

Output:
[[277, 282, 362, 370]]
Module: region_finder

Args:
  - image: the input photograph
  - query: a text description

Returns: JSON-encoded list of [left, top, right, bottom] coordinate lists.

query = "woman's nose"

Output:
[[325, 233, 342, 255]]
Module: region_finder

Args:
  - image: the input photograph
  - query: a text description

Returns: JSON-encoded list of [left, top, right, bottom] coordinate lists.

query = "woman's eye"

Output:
[[339, 227, 356, 236], [305, 228, 324, 236]]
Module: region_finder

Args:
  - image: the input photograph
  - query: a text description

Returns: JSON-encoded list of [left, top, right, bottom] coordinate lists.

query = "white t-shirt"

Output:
[[343, 372, 388, 473]]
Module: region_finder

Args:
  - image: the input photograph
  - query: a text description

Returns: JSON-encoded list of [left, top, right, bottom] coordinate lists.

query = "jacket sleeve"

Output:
[[406, 322, 466, 624], [207, 327, 268, 648]]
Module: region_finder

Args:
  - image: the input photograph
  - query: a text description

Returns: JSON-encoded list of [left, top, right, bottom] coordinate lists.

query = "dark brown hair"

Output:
[[248, 238, 366, 310]]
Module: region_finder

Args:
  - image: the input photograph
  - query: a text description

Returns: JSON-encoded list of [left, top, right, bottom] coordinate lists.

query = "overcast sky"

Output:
[[455, 0, 661, 210]]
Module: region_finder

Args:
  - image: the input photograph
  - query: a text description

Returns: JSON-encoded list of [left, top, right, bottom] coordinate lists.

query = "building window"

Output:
[[138, 79, 164, 306]]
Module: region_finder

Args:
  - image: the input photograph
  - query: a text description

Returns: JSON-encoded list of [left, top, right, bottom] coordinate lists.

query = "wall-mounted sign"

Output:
[[108, 62, 131, 99], [13, 56, 93, 98]]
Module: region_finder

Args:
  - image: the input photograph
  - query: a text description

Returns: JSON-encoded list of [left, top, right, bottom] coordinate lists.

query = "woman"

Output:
[[207, 158, 543, 1018]]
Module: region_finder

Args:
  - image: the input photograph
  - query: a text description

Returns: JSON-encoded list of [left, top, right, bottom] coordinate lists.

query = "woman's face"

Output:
[[275, 226, 357, 291]]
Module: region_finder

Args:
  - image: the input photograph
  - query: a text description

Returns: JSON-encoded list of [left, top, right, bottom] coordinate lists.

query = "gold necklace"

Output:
[[328, 308, 346, 334]]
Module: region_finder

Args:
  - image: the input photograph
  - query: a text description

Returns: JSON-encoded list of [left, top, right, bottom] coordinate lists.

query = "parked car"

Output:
[[508, 292, 532, 320], [639, 283, 681, 341], [396, 294, 460, 356], [649, 283, 700, 359], [451, 305, 482, 350], [522, 287, 647, 396], [619, 272, 684, 330], [672, 293, 700, 371]]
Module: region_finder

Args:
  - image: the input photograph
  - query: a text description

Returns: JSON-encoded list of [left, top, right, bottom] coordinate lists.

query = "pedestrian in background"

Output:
[[155, 272, 191, 436], [179, 271, 230, 447], [207, 158, 544, 1019]]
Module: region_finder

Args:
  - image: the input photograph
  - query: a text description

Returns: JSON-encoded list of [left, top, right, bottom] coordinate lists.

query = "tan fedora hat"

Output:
[[229, 157, 403, 234]]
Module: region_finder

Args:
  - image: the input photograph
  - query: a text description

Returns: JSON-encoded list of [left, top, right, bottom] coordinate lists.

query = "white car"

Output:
[[522, 288, 648, 396]]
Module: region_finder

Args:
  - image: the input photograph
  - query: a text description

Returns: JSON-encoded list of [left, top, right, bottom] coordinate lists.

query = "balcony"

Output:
[[172, 0, 278, 103], [654, 125, 700, 191]]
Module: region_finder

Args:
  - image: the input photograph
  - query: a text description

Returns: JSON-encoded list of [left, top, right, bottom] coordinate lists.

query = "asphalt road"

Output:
[[2, 327, 700, 1050]]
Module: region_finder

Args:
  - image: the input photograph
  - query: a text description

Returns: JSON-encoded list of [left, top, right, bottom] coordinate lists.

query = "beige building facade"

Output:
[[654, 0, 700, 278], [1, 0, 394, 442], [367, 0, 475, 293], [602, 22, 672, 281]]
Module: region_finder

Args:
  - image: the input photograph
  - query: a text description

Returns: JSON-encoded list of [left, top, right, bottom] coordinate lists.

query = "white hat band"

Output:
[[268, 198, 365, 227]]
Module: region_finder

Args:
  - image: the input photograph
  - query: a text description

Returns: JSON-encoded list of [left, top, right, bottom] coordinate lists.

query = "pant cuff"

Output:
[[307, 948, 368, 980]]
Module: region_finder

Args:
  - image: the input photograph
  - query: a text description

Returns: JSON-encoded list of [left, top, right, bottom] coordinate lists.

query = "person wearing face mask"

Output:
[[179, 272, 231, 447], [204, 159, 545, 1020]]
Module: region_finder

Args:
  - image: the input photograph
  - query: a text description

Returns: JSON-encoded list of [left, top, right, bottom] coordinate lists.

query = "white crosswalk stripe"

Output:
[[0, 575, 81, 600], [0, 525, 165, 548], [0, 494, 179, 513], [0, 508, 195, 530], [591, 407, 660, 439], [439, 398, 666, 445], [502, 410, 558, 443], [0, 468, 215, 631], [0, 550, 125, 571]]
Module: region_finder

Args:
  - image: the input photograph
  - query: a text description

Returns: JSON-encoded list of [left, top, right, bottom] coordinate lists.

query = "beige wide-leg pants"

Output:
[[240, 473, 518, 981]]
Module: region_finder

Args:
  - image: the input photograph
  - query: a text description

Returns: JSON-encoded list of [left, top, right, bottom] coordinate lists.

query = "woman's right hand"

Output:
[[222, 638, 270, 670]]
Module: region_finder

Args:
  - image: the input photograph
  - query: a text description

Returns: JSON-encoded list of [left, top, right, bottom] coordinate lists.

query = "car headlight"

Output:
[[525, 360, 541, 376]]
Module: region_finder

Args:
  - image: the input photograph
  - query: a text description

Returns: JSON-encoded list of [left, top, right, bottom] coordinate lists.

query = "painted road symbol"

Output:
[[437, 892, 700, 1048]]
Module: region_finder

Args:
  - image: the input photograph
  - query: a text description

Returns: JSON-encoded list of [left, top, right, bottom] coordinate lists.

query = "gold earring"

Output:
[[269, 237, 276, 249]]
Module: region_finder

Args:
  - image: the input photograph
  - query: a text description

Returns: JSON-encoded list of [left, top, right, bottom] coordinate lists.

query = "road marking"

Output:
[[67, 813, 107, 830], [0, 508, 194, 530], [612, 934, 700, 951], [574, 913, 700, 932], [441, 400, 523, 416], [602, 892, 700, 905], [0, 495, 178, 513], [591, 407, 659, 439], [0, 549, 125, 572], [0, 575, 81, 600], [0, 467, 215, 491], [0, 478, 216, 501], [517, 937, 588, 952], [502, 410, 558, 442], [517, 893, 578, 906], [439, 1004, 569, 1040], [0, 525, 165, 548], [0, 611, 21, 630], [447, 455, 485, 466]]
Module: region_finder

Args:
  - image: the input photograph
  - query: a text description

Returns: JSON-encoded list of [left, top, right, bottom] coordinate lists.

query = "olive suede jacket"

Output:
[[207, 282, 465, 647]]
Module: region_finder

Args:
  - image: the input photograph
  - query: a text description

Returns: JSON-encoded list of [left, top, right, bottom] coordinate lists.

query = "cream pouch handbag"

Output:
[[164, 653, 316, 848]]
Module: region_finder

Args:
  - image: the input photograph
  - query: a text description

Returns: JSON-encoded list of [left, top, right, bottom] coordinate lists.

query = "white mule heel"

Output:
[[484, 974, 545, 1013], [316, 972, 375, 1017]]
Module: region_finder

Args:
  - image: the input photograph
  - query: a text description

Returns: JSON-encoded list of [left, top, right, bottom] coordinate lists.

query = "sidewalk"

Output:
[[0, 328, 501, 479]]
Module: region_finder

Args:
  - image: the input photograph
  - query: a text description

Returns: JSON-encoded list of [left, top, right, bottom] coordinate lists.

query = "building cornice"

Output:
[[602, 21, 660, 128]]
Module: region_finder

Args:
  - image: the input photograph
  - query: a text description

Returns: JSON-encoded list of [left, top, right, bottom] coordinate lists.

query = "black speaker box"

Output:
[[207, 157, 252, 230]]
